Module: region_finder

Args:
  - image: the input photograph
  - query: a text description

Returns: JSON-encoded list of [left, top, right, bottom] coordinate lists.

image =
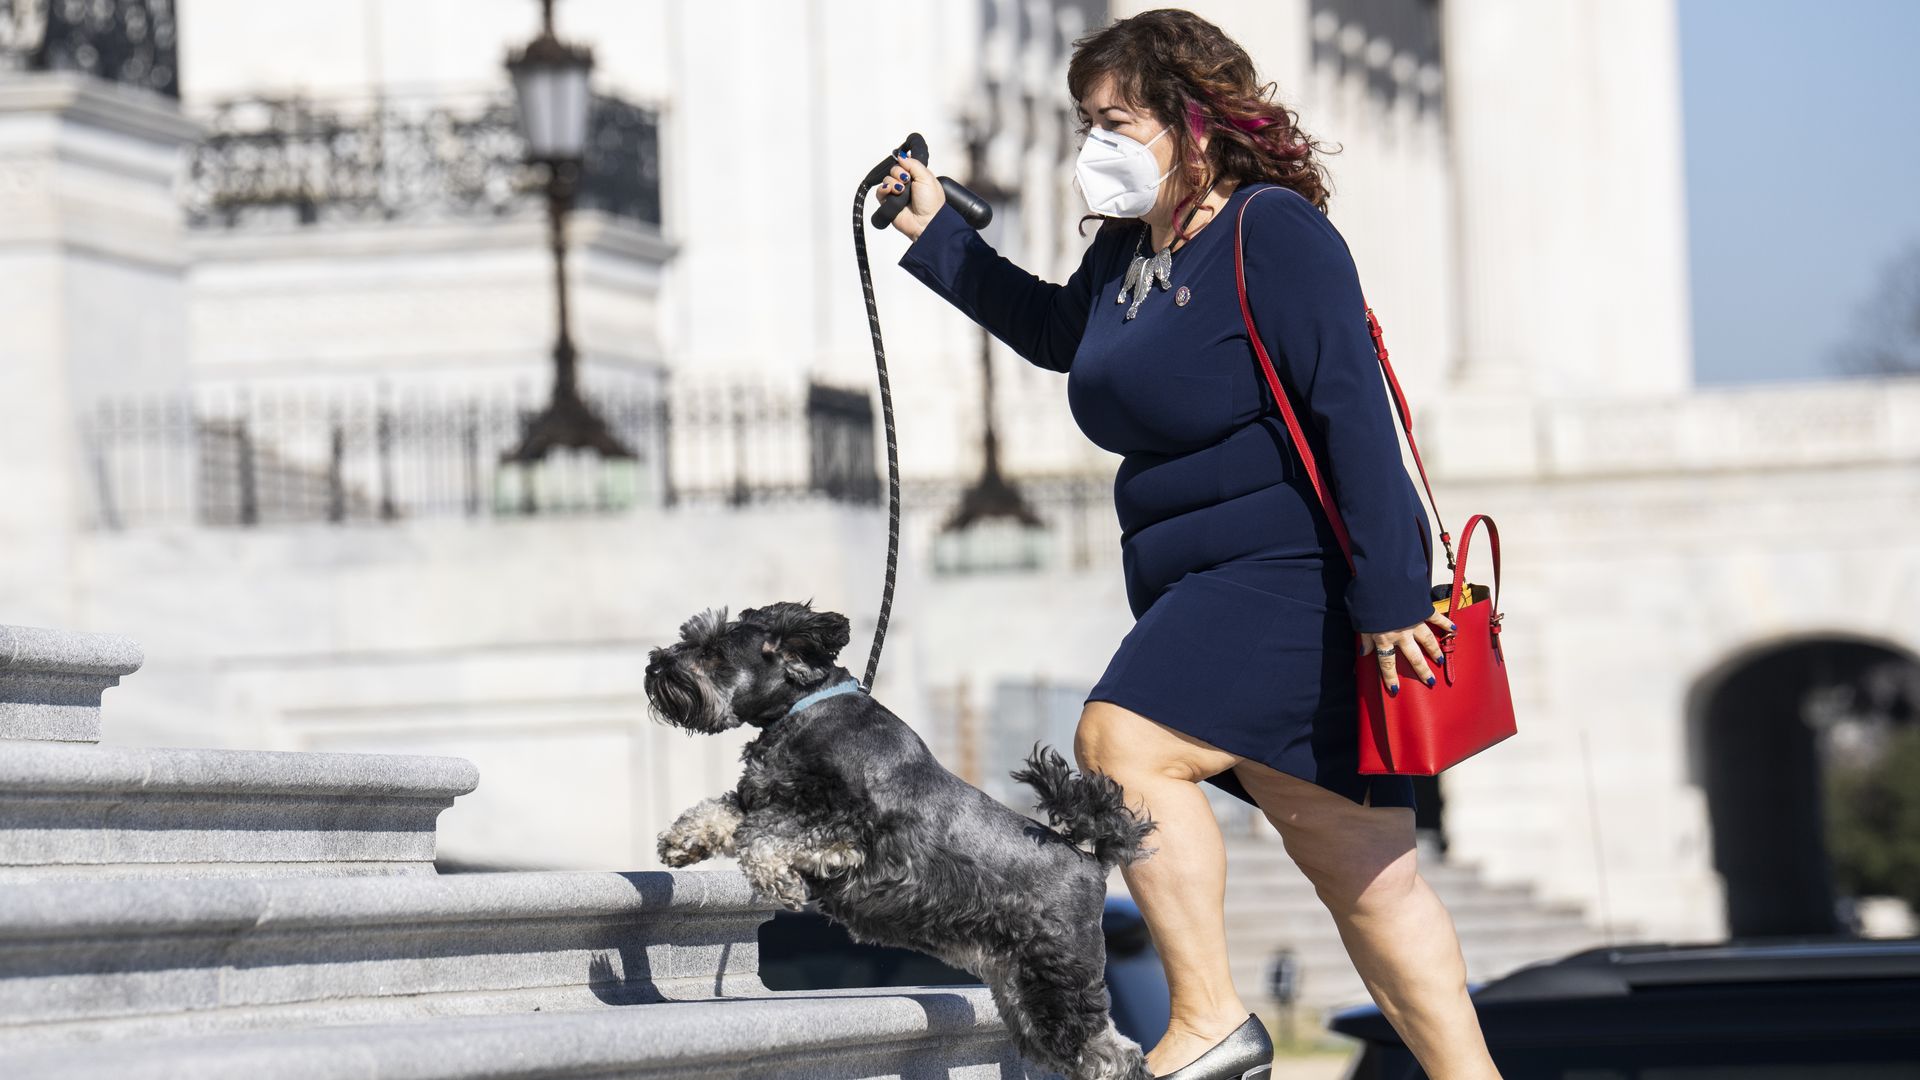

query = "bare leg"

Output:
[[1076, 701, 1255, 1077], [1228, 758, 1502, 1080]]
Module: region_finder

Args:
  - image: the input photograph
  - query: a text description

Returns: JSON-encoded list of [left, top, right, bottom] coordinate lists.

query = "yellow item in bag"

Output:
[[1432, 582, 1489, 617]]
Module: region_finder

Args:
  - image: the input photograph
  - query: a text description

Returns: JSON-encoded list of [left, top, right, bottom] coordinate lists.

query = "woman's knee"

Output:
[[1072, 703, 1144, 775], [1073, 700, 1238, 783]]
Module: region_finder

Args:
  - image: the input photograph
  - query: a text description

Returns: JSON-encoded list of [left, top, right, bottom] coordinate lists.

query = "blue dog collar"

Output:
[[784, 676, 865, 717]]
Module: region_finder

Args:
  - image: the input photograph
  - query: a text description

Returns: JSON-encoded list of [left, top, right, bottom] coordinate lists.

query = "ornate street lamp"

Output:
[[501, 0, 633, 466], [933, 112, 1048, 574]]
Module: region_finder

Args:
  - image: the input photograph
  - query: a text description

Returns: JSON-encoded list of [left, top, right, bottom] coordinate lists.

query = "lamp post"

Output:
[[501, 0, 633, 466], [933, 115, 1048, 573]]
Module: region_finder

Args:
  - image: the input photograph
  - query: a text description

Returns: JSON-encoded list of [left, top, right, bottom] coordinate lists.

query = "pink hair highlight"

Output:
[[1185, 99, 1206, 137]]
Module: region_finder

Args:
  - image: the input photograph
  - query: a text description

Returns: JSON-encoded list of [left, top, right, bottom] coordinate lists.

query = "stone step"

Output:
[[1224, 902, 1595, 940], [1230, 927, 1620, 1012], [1230, 923, 1616, 982], [0, 868, 771, 1046], [0, 741, 478, 882], [1206, 837, 1619, 1017], [1224, 851, 1529, 895], [0, 987, 1045, 1080], [1224, 884, 1584, 919], [1226, 866, 1541, 901]]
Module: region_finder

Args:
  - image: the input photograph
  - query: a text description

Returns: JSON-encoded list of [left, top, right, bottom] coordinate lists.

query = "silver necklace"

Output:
[[1117, 178, 1220, 321]]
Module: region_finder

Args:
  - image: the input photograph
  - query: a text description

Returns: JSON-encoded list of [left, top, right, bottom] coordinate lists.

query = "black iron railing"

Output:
[[1, 0, 179, 97], [74, 376, 1123, 573], [78, 377, 880, 528], [182, 89, 662, 229], [1308, 0, 1444, 117]]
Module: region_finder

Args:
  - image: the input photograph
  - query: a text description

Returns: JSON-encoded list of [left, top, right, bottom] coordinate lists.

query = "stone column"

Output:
[[1439, 0, 1693, 402], [0, 71, 199, 626]]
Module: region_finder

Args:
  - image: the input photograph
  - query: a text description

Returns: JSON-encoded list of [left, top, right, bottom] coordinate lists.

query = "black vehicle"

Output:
[[758, 894, 1173, 1049], [1330, 935, 1920, 1078]]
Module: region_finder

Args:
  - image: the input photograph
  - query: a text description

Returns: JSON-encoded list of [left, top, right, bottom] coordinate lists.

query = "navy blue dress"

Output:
[[898, 181, 1432, 810]]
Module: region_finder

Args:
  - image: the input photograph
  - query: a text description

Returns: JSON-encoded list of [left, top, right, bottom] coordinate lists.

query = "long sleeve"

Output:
[[896, 201, 1111, 374], [1241, 189, 1435, 635]]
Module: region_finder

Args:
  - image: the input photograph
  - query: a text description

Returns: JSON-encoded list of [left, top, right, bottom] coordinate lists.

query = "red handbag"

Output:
[[1232, 186, 1516, 776]]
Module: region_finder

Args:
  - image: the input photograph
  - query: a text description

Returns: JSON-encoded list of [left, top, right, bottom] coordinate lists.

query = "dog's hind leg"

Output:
[[999, 929, 1150, 1080], [975, 959, 1057, 1077], [973, 950, 1125, 1080], [657, 791, 745, 867], [1075, 1017, 1152, 1080]]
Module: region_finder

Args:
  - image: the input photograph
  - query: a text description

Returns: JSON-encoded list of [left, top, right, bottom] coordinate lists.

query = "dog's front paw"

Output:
[[657, 795, 744, 869], [657, 829, 710, 868]]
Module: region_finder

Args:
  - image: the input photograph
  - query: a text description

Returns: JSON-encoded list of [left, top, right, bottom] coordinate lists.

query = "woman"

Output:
[[881, 10, 1501, 1080]]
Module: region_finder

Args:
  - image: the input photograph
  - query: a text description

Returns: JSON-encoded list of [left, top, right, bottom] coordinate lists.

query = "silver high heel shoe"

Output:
[[1151, 1012, 1274, 1080]]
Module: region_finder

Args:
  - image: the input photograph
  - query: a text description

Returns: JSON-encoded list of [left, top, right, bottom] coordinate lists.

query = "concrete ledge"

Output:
[[0, 70, 205, 150], [0, 743, 479, 880], [0, 987, 1048, 1079], [0, 869, 776, 1040], [0, 624, 143, 743]]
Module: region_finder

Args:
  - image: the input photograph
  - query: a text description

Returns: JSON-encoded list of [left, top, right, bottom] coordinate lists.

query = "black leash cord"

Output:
[[851, 179, 900, 694]]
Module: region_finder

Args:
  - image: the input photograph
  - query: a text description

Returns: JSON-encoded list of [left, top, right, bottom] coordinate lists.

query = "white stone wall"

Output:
[[186, 211, 673, 400], [0, 73, 200, 628]]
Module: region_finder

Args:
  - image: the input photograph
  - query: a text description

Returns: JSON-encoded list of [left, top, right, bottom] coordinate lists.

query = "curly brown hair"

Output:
[[1066, 7, 1339, 241]]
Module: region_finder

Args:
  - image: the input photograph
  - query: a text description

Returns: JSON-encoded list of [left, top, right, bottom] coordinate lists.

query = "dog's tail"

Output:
[[1009, 742, 1158, 870]]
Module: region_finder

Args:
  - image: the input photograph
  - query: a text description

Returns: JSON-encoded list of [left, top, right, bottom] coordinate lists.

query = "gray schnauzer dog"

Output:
[[645, 599, 1161, 1080]]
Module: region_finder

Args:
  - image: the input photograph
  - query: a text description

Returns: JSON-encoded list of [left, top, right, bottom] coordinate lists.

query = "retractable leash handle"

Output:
[[853, 132, 995, 691], [868, 132, 995, 231]]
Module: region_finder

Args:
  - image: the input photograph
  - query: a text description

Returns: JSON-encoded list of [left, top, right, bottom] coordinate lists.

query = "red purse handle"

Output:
[[1451, 513, 1504, 634], [1232, 185, 1496, 618]]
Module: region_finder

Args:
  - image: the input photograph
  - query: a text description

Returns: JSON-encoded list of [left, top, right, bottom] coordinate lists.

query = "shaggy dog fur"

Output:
[[645, 599, 1160, 1080]]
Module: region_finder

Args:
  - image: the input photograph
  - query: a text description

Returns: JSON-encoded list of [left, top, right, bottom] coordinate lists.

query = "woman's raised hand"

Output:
[[1365, 609, 1458, 696], [875, 151, 946, 242]]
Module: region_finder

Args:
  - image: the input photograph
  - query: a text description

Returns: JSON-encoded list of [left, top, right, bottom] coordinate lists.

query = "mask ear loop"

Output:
[[1143, 124, 1175, 186]]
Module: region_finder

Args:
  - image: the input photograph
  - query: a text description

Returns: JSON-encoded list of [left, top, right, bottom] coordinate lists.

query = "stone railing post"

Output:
[[0, 624, 143, 743]]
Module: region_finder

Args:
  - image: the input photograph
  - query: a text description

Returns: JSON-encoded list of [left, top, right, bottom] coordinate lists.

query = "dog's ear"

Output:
[[738, 600, 851, 682], [678, 606, 730, 645]]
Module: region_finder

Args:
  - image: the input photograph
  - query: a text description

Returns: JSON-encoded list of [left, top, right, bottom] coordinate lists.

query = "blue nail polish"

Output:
[[1387, 684, 1398, 697], [1425, 675, 1435, 686], [1436, 654, 1446, 665]]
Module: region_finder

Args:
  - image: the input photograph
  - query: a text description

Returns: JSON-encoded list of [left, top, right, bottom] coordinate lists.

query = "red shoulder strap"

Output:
[[1232, 185, 1455, 574]]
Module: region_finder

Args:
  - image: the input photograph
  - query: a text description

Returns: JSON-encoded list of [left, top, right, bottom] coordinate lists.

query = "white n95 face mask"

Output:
[[1074, 123, 1173, 218]]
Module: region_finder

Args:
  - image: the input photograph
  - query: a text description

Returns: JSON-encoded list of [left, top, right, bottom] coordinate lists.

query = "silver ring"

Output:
[[1374, 646, 1396, 656]]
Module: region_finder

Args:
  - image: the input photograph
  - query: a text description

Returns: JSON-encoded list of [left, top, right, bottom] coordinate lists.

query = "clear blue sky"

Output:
[[1678, 0, 1920, 384]]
